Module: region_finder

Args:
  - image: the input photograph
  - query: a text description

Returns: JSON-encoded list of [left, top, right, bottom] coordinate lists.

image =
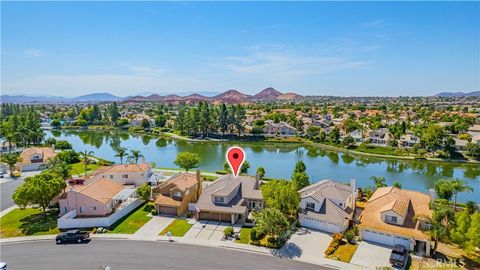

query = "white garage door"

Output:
[[363, 230, 411, 250], [300, 216, 342, 233]]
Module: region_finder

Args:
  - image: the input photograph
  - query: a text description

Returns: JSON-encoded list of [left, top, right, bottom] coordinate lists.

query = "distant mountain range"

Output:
[[1, 92, 122, 103], [0, 88, 304, 104], [435, 91, 480, 97]]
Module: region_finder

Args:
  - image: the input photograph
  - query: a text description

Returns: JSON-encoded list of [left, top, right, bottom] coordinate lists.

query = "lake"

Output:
[[46, 129, 480, 203]]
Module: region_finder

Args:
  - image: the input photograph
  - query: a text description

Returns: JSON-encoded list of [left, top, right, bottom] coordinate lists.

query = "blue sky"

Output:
[[1, 1, 479, 97]]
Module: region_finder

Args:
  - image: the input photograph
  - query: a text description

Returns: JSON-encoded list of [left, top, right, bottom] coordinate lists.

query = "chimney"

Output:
[[196, 170, 202, 199], [254, 173, 260, 190]]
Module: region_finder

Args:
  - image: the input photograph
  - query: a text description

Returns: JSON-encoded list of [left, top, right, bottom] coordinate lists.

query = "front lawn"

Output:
[[68, 161, 100, 176], [0, 208, 59, 238], [108, 203, 154, 234], [159, 219, 192, 237], [236, 227, 251, 244], [325, 241, 358, 263]]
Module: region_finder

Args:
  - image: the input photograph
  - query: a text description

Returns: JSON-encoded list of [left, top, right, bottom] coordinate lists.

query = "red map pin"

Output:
[[226, 146, 245, 177]]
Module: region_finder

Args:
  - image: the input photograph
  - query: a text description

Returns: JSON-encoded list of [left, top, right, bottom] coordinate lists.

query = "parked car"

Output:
[[56, 230, 90, 244], [389, 244, 408, 267]]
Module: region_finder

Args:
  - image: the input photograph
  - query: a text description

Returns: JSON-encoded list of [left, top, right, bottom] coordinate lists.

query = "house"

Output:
[[341, 129, 363, 144], [0, 140, 16, 153], [153, 171, 202, 216], [368, 128, 391, 146], [467, 124, 480, 137], [454, 138, 469, 151], [59, 178, 135, 217], [263, 120, 297, 137], [86, 163, 152, 186], [358, 187, 432, 256], [399, 131, 420, 148], [20, 147, 57, 171], [130, 113, 155, 127], [195, 174, 263, 224], [298, 179, 355, 233]]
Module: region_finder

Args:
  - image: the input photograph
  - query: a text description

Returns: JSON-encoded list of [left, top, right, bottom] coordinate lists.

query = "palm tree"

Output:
[[370, 176, 387, 188], [115, 147, 127, 165], [128, 149, 143, 164], [450, 179, 473, 210], [429, 201, 455, 254], [79, 150, 94, 176]]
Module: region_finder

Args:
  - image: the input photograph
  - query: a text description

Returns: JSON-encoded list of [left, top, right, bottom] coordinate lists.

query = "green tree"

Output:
[[110, 102, 120, 124], [342, 136, 355, 148], [465, 142, 480, 158], [136, 183, 151, 200], [466, 212, 480, 253], [13, 171, 66, 216], [261, 180, 300, 218], [114, 147, 127, 165], [393, 182, 402, 189], [0, 152, 20, 176], [293, 160, 306, 174], [292, 172, 310, 190], [240, 161, 250, 174], [174, 152, 200, 172], [450, 179, 473, 210], [79, 150, 94, 176], [434, 179, 454, 201], [128, 149, 144, 164], [256, 166, 265, 180], [422, 124, 445, 152], [255, 208, 290, 238], [370, 176, 387, 188], [450, 210, 470, 245], [141, 118, 151, 129]]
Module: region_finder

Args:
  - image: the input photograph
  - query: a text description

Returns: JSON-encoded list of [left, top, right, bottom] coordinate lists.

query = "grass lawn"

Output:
[[0, 208, 59, 238], [236, 227, 251, 244], [325, 241, 358, 263], [68, 161, 100, 176], [159, 219, 193, 237], [108, 203, 154, 234]]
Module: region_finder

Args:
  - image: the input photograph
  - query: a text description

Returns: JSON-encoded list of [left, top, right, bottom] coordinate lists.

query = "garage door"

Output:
[[362, 230, 411, 250], [159, 206, 177, 216], [300, 215, 342, 233]]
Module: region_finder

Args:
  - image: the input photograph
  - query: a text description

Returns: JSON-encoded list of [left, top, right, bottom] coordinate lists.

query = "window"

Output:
[[110, 175, 113, 179], [64, 207, 67, 214], [122, 174, 128, 179], [306, 202, 315, 211], [174, 191, 181, 198], [214, 197, 224, 203], [93, 206, 96, 211], [385, 215, 398, 224], [79, 207, 83, 213]]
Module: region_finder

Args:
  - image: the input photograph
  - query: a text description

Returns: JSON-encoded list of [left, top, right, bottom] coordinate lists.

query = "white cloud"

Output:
[[126, 65, 169, 76], [24, 49, 45, 58]]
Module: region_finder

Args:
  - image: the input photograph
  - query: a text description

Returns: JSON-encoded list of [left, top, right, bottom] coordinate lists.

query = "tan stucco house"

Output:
[[20, 147, 57, 171], [195, 174, 264, 224], [153, 171, 202, 216], [359, 186, 432, 256], [86, 163, 152, 186]]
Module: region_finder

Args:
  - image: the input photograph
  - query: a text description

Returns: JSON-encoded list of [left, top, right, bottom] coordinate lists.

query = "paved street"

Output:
[[0, 171, 42, 211], [0, 239, 330, 270]]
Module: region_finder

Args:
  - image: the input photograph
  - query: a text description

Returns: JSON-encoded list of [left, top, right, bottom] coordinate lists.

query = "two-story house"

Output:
[[298, 179, 355, 233], [341, 129, 364, 144], [368, 128, 391, 146], [263, 120, 297, 137], [399, 131, 420, 148], [153, 171, 202, 216], [195, 174, 263, 224], [358, 187, 432, 256], [86, 163, 152, 186]]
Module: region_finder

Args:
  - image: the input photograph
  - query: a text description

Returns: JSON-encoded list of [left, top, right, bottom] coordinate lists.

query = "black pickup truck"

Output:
[[56, 230, 90, 244]]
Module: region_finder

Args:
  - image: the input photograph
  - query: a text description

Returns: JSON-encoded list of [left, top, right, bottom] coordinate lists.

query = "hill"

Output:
[[253, 87, 283, 99], [276, 92, 304, 100], [435, 91, 480, 97]]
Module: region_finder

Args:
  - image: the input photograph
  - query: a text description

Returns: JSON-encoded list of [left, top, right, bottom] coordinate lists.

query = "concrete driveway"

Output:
[[132, 215, 175, 240], [275, 228, 332, 260], [350, 241, 393, 269], [184, 220, 230, 241]]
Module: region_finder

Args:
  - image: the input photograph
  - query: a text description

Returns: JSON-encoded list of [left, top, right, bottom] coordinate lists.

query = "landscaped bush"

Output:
[[250, 227, 258, 241], [325, 233, 343, 255], [344, 230, 355, 244], [265, 236, 283, 249], [150, 209, 158, 215], [55, 140, 72, 150], [224, 227, 234, 237], [56, 150, 80, 164]]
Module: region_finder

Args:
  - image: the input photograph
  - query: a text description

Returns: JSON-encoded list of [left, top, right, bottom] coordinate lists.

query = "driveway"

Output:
[[183, 220, 230, 241], [350, 241, 393, 269], [132, 215, 175, 240], [276, 228, 332, 260]]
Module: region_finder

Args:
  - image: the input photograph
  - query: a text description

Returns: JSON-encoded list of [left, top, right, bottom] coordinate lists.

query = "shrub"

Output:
[[224, 227, 234, 237], [250, 227, 258, 241], [333, 233, 343, 242], [55, 140, 72, 150], [324, 233, 343, 255], [150, 209, 158, 215], [345, 230, 355, 244], [56, 150, 80, 164]]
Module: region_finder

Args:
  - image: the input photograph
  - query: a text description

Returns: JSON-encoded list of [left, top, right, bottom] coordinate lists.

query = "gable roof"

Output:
[[300, 179, 352, 202], [20, 147, 56, 165], [359, 187, 432, 240]]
